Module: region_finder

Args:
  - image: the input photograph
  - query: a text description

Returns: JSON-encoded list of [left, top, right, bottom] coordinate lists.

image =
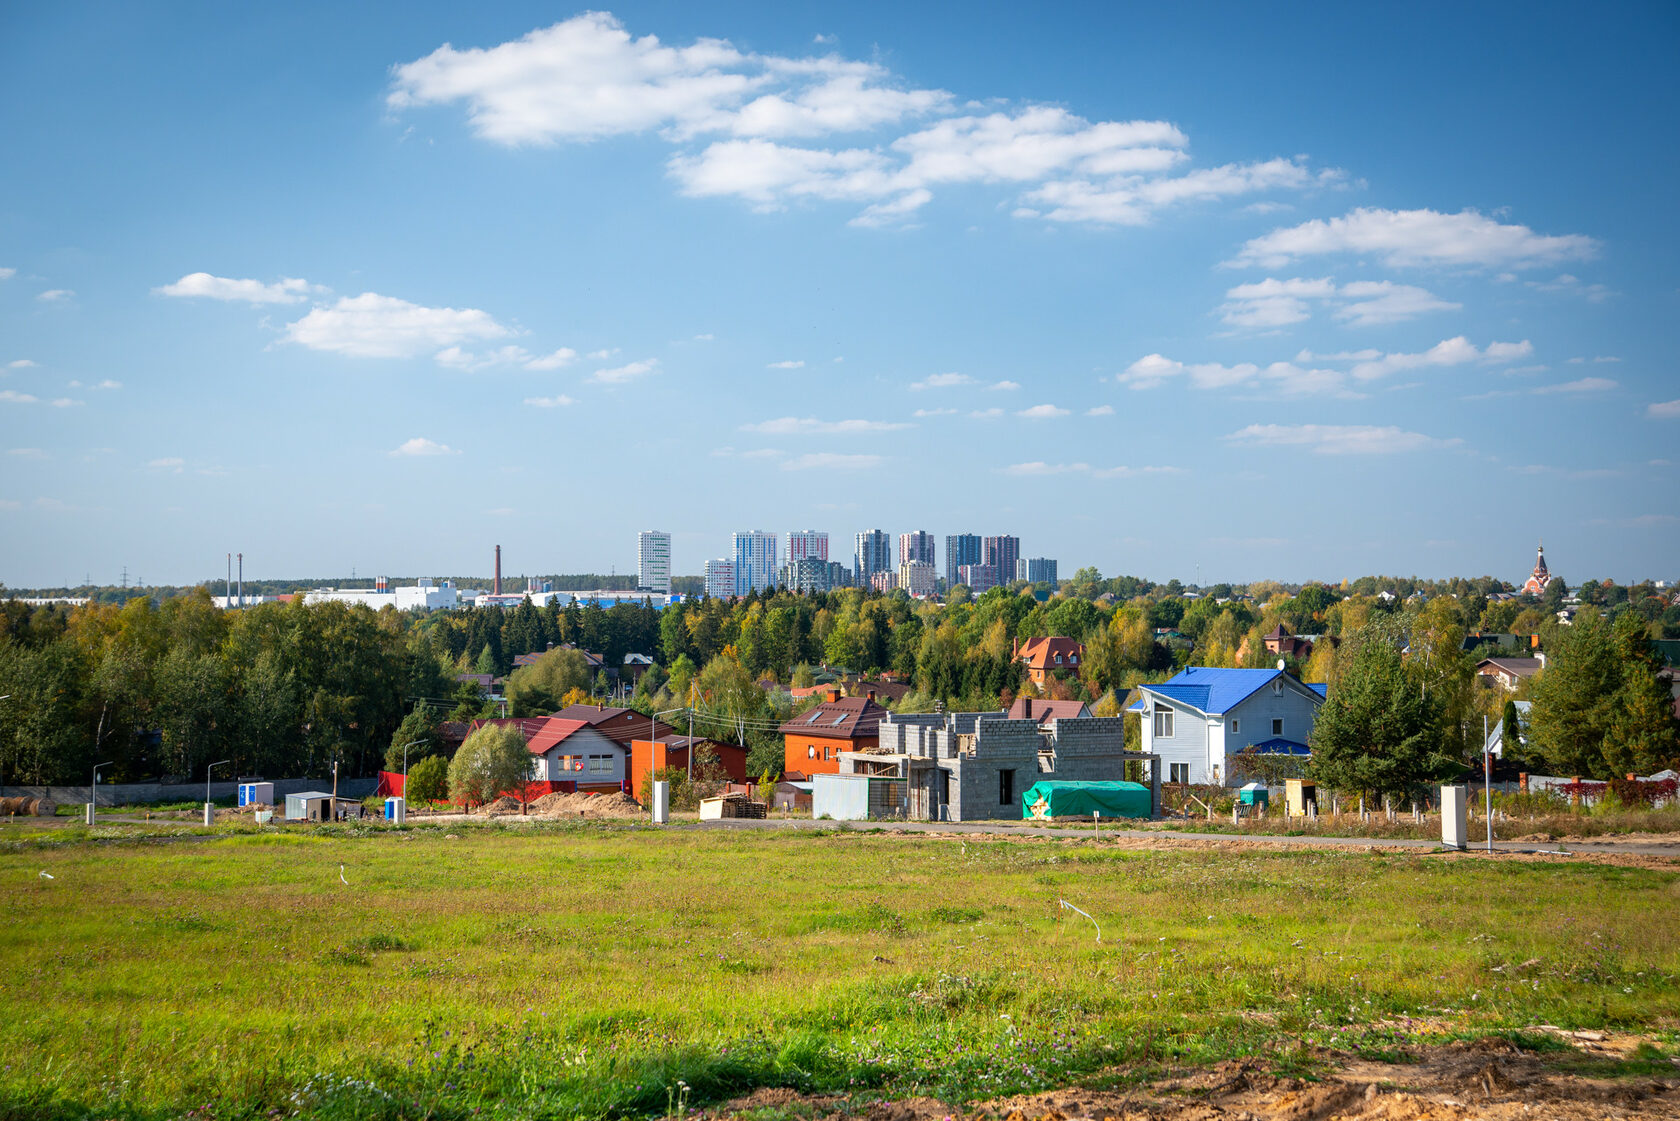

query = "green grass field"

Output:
[[3, 821, 1677, 1120]]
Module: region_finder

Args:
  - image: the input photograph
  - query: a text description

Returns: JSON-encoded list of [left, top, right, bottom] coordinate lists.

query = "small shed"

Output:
[[1285, 779, 1317, 818], [1021, 781, 1151, 821], [284, 791, 335, 822], [1237, 782, 1269, 807], [811, 773, 907, 820], [238, 782, 275, 808]]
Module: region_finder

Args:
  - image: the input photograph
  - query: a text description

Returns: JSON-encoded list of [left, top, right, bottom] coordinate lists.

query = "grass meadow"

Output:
[[3, 821, 1678, 1119]]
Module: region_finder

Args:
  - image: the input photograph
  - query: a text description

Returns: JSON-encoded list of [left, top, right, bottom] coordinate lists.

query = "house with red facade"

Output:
[[1014, 636, 1086, 687], [779, 688, 889, 777]]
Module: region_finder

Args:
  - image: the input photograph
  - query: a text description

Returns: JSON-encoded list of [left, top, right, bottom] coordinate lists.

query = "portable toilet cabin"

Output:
[[384, 796, 406, 824], [284, 791, 335, 822], [238, 782, 275, 808], [1237, 782, 1269, 808], [1285, 779, 1317, 818]]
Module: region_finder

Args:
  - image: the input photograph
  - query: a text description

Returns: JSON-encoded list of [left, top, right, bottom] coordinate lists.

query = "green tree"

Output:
[[405, 753, 449, 804], [1527, 609, 1620, 776], [1308, 628, 1446, 802], [505, 647, 592, 717], [384, 701, 439, 773], [447, 722, 532, 807]]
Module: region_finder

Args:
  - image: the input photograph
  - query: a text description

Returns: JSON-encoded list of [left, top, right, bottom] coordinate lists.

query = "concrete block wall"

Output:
[[1048, 716, 1129, 755]]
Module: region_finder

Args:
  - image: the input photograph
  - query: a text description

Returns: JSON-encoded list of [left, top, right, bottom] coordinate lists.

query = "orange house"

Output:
[[778, 690, 889, 777], [628, 735, 749, 797], [1014, 636, 1086, 687]]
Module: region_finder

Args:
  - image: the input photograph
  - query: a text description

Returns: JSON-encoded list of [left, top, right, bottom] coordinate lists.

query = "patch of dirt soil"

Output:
[[527, 790, 645, 818], [480, 796, 524, 816], [706, 1037, 1680, 1121]]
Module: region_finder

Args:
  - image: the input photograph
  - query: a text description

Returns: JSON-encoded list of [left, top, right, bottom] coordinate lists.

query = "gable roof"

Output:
[[469, 716, 600, 755], [777, 695, 889, 740], [1005, 698, 1090, 724], [550, 703, 679, 745], [1134, 667, 1325, 716], [1477, 657, 1544, 677], [1016, 636, 1085, 669]]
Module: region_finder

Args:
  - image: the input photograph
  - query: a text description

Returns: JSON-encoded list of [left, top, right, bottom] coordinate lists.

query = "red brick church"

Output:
[[1520, 544, 1555, 596]]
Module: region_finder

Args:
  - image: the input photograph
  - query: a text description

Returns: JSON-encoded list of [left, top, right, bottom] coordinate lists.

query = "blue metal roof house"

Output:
[[1129, 667, 1326, 787]]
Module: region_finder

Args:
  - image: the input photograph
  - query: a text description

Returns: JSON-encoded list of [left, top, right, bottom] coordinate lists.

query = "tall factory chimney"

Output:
[[237, 553, 243, 607], [494, 544, 502, 595]]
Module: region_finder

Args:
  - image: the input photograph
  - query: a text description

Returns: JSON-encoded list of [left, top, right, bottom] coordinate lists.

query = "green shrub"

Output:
[[405, 754, 449, 804]]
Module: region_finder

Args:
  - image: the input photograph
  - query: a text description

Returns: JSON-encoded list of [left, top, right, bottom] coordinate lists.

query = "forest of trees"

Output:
[[2, 568, 1675, 789]]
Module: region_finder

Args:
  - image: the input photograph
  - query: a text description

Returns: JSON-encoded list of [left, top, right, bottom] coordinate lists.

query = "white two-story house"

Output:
[[1130, 666, 1326, 786]]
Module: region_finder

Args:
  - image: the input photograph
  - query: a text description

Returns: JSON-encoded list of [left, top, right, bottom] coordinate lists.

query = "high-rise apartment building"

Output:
[[1017, 557, 1058, 585], [945, 534, 982, 589], [899, 561, 937, 598], [787, 529, 828, 563], [854, 529, 892, 588], [959, 562, 996, 594], [983, 535, 1020, 589], [898, 530, 935, 567], [636, 530, 671, 594], [704, 558, 736, 600], [732, 530, 779, 595]]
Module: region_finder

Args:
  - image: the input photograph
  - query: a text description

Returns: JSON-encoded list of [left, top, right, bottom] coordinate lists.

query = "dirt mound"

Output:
[[480, 796, 523, 816], [709, 1035, 1680, 1121], [529, 790, 645, 818]]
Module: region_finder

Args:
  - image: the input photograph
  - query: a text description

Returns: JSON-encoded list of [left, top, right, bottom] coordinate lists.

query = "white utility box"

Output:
[[384, 796, 406, 823], [1441, 784, 1468, 850], [652, 780, 669, 824]]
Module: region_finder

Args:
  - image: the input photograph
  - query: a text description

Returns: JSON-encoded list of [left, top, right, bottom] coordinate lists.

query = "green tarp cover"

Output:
[[1022, 780, 1151, 820]]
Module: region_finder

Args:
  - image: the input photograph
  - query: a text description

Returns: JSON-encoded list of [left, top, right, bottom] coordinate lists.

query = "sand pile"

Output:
[[528, 790, 645, 818], [480, 796, 524, 816]]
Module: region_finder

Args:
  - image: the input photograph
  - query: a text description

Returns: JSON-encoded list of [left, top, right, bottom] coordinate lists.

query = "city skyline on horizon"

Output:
[[3, 4, 1677, 589]]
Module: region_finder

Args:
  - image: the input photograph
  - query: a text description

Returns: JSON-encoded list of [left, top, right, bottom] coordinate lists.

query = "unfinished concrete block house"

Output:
[[820, 709, 1159, 821]]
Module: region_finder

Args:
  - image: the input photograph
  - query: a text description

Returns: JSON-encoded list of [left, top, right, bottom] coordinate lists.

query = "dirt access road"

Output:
[[714, 1036, 1680, 1120]]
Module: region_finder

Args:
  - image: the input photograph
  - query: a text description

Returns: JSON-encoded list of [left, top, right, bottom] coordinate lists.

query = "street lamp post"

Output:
[[647, 706, 690, 822], [400, 739, 427, 795], [89, 760, 114, 825], [205, 759, 231, 826]]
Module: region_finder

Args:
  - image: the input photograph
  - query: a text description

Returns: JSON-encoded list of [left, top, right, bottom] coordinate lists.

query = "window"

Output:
[[1272, 718, 1284, 737], [1153, 706, 1175, 738], [560, 754, 582, 772], [1229, 719, 1240, 735], [1170, 763, 1190, 784], [1054, 654, 1063, 665], [587, 755, 612, 775], [999, 768, 1015, 805], [1069, 654, 1078, 664]]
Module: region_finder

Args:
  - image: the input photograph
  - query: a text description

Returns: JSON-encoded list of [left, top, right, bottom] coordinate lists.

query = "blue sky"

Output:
[[3, 2, 1677, 589]]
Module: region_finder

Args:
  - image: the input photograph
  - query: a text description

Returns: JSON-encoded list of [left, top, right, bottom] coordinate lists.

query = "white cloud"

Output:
[[147, 457, 185, 470], [0, 389, 39, 404], [1004, 461, 1182, 477], [94, 379, 121, 390], [1644, 399, 1680, 419], [711, 446, 785, 459], [1525, 273, 1612, 302], [910, 372, 973, 390], [396, 15, 1337, 229], [390, 437, 459, 457], [1117, 353, 1355, 397], [590, 357, 659, 384], [523, 395, 575, 407], [1347, 336, 1531, 381], [524, 346, 578, 370], [1225, 423, 1459, 455], [47, 398, 83, 408], [969, 407, 1004, 418], [1086, 404, 1114, 416], [0, 267, 13, 280], [989, 379, 1021, 391], [435, 344, 536, 371], [156, 272, 316, 304], [692, 333, 714, 341], [1024, 158, 1336, 226], [0, 499, 19, 511], [7, 359, 37, 368], [1018, 403, 1070, 418], [587, 348, 619, 359], [1533, 377, 1617, 394], [767, 359, 805, 369], [283, 293, 510, 358], [37, 289, 73, 302], [781, 452, 882, 471], [7, 448, 46, 459], [1218, 277, 1459, 328], [742, 416, 910, 435], [913, 407, 957, 417], [1228, 207, 1599, 270]]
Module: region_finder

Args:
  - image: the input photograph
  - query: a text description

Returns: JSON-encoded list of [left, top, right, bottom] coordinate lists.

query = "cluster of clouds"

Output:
[[1218, 277, 1461, 328], [155, 273, 654, 386], [1116, 335, 1543, 398], [712, 446, 882, 471], [389, 12, 1343, 227]]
